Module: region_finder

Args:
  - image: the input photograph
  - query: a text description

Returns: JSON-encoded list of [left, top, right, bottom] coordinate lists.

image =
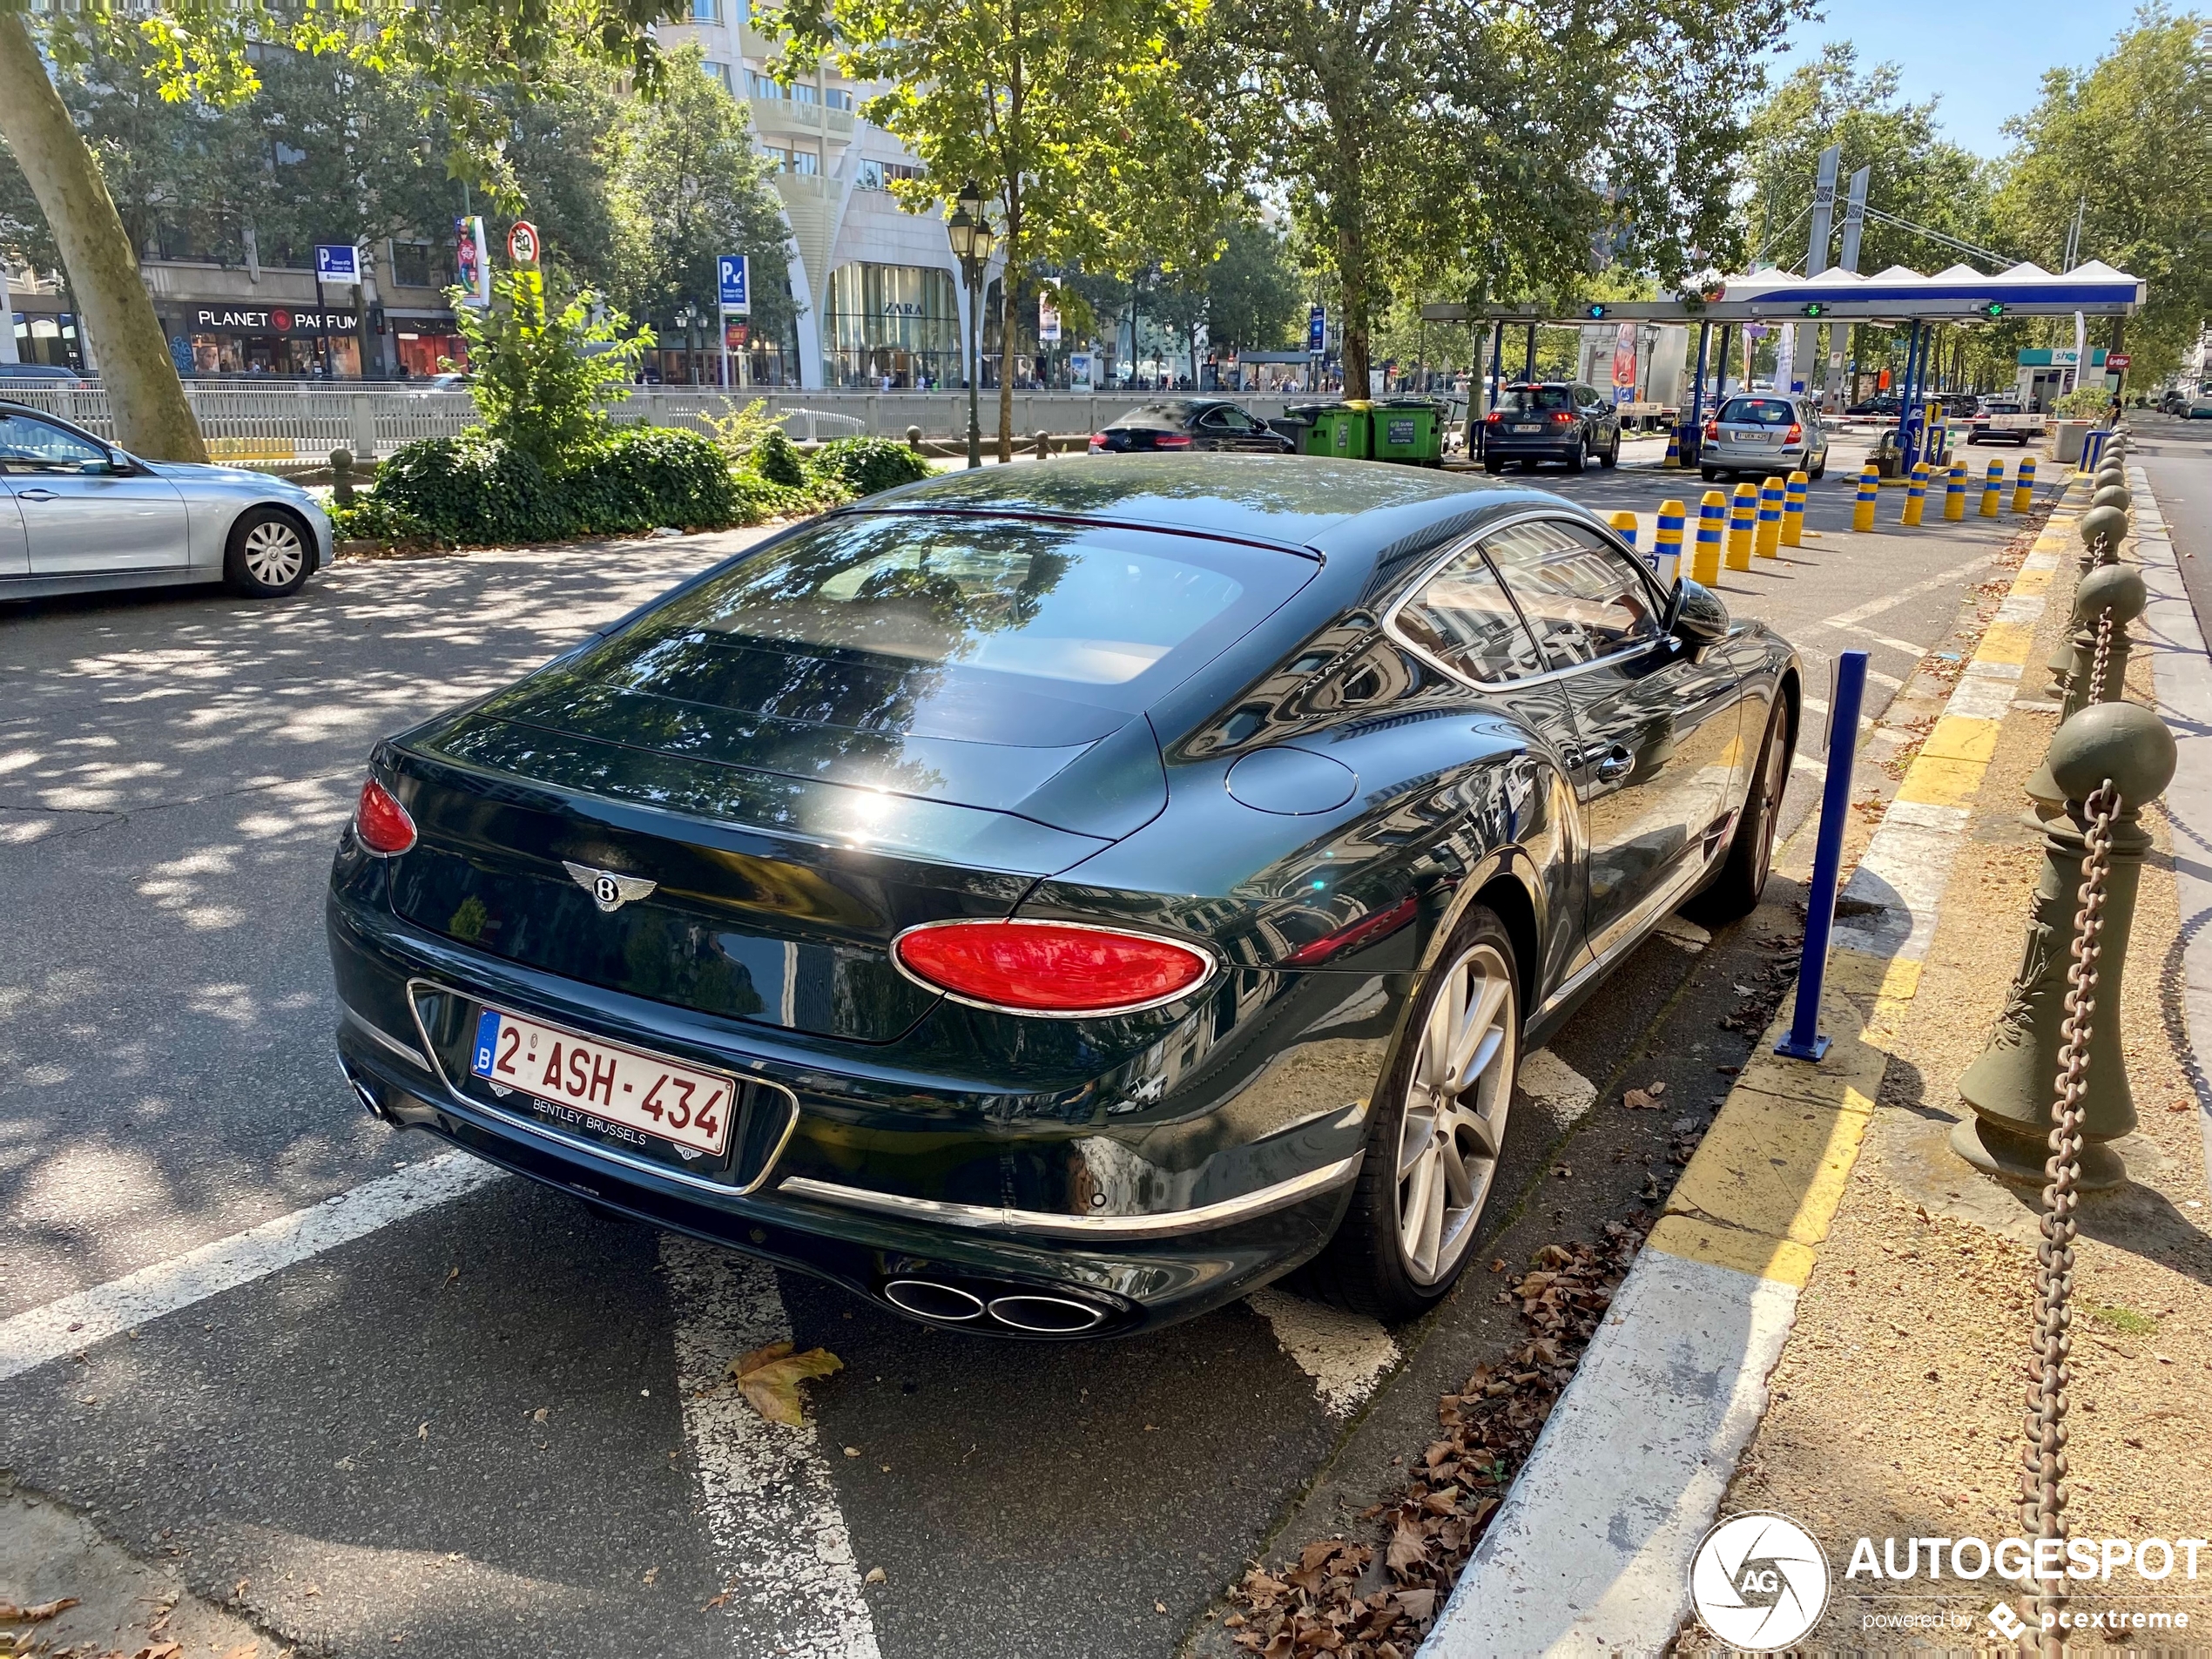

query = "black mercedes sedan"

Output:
[[327, 458, 1797, 1337], [1089, 399, 1295, 454]]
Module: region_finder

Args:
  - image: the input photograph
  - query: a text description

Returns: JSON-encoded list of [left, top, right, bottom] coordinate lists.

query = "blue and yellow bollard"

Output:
[[1944, 460, 1967, 521], [1693, 490, 1725, 586], [1727, 481, 1757, 570], [2013, 455, 2037, 515], [1655, 499, 1686, 587], [1903, 462, 1930, 527], [1608, 509, 1640, 556], [1755, 475, 1784, 558], [1662, 426, 1682, 469], [1979, 459, 2005, 516], [1782, 470, 1807, 548], [1851, 463, 1878, 532]]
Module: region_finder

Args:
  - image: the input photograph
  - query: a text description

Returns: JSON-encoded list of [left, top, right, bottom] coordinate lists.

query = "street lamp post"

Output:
[[674, 302, 705, 386], [947, 180, 995, 470]]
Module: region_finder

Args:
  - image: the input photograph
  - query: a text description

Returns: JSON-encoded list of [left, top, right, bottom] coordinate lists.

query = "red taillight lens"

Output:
[[1153, 433, 1193, 448], [1703, 419, 1719, 440], [352, 777, 416, 856], [1549, 410, 1575, 423], [1089, 433, 1109, 452], [894, 921, 1211, 1015], [1785, 422, 1803, 443], [1483, 409, 1502, 424]]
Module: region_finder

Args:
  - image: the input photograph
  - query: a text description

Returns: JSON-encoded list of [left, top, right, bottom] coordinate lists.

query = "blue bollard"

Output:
[[1775, 650, 1869, 1062]]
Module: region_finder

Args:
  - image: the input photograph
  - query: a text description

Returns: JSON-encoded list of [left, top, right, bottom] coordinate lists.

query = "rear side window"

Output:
[[1116, 403, 1191, 427], [1718, 397, 1796, 426], [1496, 387, 1575, 414], [1480, 519, 1664, 667], [1391, 547, 1550, 684]]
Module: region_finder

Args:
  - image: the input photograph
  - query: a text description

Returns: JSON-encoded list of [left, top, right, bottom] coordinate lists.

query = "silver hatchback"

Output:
[[1699, 394, 1829, 482]]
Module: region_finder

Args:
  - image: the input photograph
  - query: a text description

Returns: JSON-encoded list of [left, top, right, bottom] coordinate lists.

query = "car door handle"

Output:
[[1594, 746, 1635, 782], [15, 489, 56, 502]]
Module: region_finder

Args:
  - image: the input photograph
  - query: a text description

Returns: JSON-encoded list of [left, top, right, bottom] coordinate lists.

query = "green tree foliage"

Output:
[[769, 0, 1217, 456], [452, 268, 648, 467], [1203, 219, 1304, 354], [1996, 5, 2211, 384], [1740, 45, 2001, 276], [1206, 0, 1802, 392]]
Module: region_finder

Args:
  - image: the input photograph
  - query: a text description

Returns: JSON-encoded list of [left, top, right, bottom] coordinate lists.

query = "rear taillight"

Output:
[[1549, 410, 1575, 423], [1089, 433, 1109, 453], [1785, 421, 1803, 443], [893, 921, 1213, 1015], [1703, 419, 1719, 440], [1483, 410, 1502, 424], [352, 777, 416, 856], [1153, 433, 1193, 448]]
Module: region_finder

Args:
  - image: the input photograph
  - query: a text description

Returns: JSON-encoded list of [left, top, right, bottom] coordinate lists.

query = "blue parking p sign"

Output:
[[1307, 305, 1325, 354], [718, 255, 751, 314], [314, 243, 360, 285]]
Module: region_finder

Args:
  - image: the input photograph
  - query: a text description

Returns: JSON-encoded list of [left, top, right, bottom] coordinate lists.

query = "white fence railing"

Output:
[[0, 382, 1304, 469]]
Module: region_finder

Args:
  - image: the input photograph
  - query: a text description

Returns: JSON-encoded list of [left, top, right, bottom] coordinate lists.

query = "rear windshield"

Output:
[[1718, 397, 1795, 426], [1114, 402, 1193, 427], [575, 514, 1312, 738], [1496, 388, 1575, 414]]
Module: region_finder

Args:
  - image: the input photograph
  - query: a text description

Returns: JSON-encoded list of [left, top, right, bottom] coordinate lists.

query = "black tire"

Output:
[[1700, 464, 1719, 482], [1484, 455, 1504, 475], [1810, 455, 1826, 480], [1695, 694, 1792, 922], [223, 506, 314, 597], [1599, 434, 1619, 469], [1564, 440, 1586, 474], [1303, 904, 1521, 1323]]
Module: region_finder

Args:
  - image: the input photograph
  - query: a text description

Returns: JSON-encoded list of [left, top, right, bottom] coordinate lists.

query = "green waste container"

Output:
[[1303, 402, 1372, 459], [1372, 398, 1444, 465]]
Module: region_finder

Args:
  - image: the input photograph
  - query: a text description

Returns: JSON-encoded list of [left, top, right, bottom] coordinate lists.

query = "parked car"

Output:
[[1477, 381, 1621, 472], [0, 362, 90, 390], [1845, 394, 1901, 418], [1089, 400, 1294, 454], [2189, 388, 2212, 421], [327, 456, 1800, 1336], [1698, 394, 1830, 482], [1966, 398, 2044, 446], [0, 400, 331, 602]]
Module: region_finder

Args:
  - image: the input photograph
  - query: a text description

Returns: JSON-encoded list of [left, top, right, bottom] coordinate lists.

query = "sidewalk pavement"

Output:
[[1430, 464, 2212, 1651]]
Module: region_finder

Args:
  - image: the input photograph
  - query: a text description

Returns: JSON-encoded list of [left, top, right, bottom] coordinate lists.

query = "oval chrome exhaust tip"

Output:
[[987, 1294, 1107, 1335], [881, 1278, 986, 1323]]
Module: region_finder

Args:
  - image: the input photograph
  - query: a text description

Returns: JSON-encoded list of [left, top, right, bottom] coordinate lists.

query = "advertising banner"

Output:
[[1039, 295, 1061, 343], [1610, 323, 1637, 391], [455, 216, 491, 307]]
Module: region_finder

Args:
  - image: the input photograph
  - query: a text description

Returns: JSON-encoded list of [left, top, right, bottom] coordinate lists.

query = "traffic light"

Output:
[[1585, 303, 1608, 320], [1802, 301, 1826, 318], [1980, 301, 2006, 319]]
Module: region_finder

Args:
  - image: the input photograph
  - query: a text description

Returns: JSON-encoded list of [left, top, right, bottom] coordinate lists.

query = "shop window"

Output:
[[824, 261, 961, 389]]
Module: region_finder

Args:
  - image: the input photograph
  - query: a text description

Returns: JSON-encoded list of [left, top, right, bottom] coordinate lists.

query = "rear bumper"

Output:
[[327, 891, 1374, 1338], [1705, 446, 1812, 471]]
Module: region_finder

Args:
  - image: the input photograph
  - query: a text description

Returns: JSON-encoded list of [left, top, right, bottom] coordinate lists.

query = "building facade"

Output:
[[664, 1, 995, 391]]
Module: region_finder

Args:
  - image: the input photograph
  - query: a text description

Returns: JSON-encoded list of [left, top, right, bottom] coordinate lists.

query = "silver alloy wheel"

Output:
[[240, 517, 305, 587], [1395, 941, 1517, 1285]]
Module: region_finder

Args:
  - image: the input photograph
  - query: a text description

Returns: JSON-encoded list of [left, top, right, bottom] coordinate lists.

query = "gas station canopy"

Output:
[[1421, 260, 2143, 325]]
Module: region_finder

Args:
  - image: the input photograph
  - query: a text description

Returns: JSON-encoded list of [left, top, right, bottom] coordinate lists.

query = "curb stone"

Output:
[[1422, 486, 2084, 1656]]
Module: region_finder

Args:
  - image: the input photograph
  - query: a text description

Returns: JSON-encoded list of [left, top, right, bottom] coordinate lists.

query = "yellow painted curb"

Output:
[[1646, 1215, 1819, 1288], [1920, 714, 2001, 765]]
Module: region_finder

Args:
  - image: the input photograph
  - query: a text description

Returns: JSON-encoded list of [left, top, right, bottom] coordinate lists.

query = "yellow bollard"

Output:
[[1693, 490, 1725, 586], [1944, 460, 1967, 521], [1851, 463, 1878, 532], [1608, 509, 1640, 555], [1902, 462, 1930, 527], [1662, 427, 1682, 469], [1726, 481, 1757, 570], [1755, 475, 1784, 558], [1979, 459, 2005, 516], [2013, 455, 2037, 514], [1781, 471, 1807, 548], [1655, 499, 1686, 587]]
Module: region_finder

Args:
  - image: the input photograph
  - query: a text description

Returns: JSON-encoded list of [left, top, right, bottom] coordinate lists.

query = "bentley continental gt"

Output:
[[327, 456, 1797, 1336]]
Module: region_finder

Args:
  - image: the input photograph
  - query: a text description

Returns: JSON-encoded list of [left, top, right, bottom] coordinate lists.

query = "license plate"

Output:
[[1513, 423, 1540, 433], [470, 1006, 734, 1158]]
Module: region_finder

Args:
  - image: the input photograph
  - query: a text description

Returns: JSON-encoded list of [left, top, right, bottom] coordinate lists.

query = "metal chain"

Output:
[[2088, 610, 2115, 705], [2020, 779, 2118, 1651]]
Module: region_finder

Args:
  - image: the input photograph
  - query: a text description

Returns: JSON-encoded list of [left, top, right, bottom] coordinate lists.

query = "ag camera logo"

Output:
[[1689, 1512, 1831, 1650]]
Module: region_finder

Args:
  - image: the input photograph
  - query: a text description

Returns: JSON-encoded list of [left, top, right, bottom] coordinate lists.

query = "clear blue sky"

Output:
[[1769, 0, 2141, 159]]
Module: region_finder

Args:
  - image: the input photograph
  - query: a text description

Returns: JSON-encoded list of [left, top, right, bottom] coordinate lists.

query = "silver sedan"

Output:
[[0, 400, 333, 603]]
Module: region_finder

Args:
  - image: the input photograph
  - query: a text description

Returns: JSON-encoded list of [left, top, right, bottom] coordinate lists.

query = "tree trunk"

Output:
[[996, 262, 1017, 464], [0, 11, 206, 462]]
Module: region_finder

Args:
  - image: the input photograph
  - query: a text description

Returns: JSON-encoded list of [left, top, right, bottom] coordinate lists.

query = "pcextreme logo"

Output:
[[1689, 1512, 1831, 1650]]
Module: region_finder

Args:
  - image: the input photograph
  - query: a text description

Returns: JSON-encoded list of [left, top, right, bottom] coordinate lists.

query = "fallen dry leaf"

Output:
[[0, 1597, 80, 1622], [220, 1645, 260, 1659], [701, 1592, 732, 1611], [863, 1567, 887, 1586], [1622, 1088, 1660, 1110], [730, 1341, 843, 1426], [135, 1644, 183, 1659], [643, 1566, 660, 1587]]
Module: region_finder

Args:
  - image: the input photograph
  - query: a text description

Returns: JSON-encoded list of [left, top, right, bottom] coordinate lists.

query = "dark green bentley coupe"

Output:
[[327, 457, 1797, 1336]]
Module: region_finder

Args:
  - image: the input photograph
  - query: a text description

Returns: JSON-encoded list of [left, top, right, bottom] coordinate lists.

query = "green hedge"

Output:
[[363, 425, 738, 546], [811, 435, 931, 496]]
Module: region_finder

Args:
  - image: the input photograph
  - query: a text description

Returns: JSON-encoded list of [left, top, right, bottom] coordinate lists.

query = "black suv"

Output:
[[1475, 381, 1621, 472]]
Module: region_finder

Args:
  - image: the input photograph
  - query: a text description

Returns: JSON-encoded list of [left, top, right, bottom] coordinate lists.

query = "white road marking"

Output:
[[1517, 1048, 1599, 1122], [1811, 550, 1995, 631], [0, 1153, 506, 1382], [1245, 1289, 1399, 1416], [660, 1235, 880, 1658], [1844, 627, 1928, 657]]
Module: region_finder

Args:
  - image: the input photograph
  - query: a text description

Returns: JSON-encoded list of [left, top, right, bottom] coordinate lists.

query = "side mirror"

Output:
[[78, 457, 115, 476], [1667, 577, 1730, 650]]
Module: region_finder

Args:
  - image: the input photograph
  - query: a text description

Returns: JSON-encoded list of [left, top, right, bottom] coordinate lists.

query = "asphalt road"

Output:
[[0, 447, 2049, 1659]]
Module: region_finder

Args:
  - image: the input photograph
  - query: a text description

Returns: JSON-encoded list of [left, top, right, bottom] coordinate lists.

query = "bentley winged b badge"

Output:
[[563, 861, 658, 914]]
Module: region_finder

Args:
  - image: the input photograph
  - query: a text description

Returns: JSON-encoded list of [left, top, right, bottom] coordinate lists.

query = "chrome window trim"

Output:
[[400, 977, 800, 1198], [1379, 509, 1669, 694], [889, 917, 1222, 1019], [779, 1149, 1363, 1240]]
